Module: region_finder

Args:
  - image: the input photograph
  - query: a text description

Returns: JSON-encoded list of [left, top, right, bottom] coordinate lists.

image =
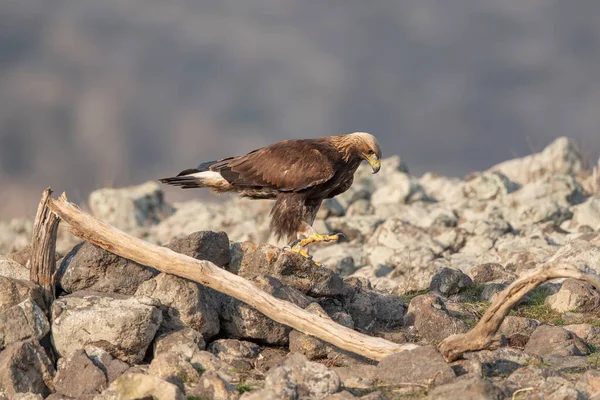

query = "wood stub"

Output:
[[438, 263, 600, 362], [30, 188, 61, 304]]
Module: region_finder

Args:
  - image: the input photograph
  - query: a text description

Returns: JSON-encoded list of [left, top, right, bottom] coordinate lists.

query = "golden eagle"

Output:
[[159, 132, 381, 257]]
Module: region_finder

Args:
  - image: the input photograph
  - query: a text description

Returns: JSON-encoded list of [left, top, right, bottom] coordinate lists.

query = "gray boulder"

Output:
[[426, 375, 505, 400], [220, 275, 312, 345], [429, 267, 473, 296], [88, 181, 175, 233], [487, 136, 584, 185], [228, 243, 343, 297], [0, 298, 49, 350], [188, 370, 240, 400], [377, 346, 455, 386], [545, 278, 600, 313], [53, 349, 107, 397], [0, 255, 29, 281], [58, 241, 158, 295], [153, 327, 206, 359], [94, 373, 185, 400], [250, 353, 341, 400], [164, 230, 231, 267], [0, 340, 55, 398], [0, 276, 45, 312], [51, 291, 162, 363], [403, 295, 469, 344], [524, 325, 590, 358], [135, 272, 221, 340]]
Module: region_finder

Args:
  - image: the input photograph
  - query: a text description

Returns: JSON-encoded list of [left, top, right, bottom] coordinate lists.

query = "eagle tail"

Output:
[[159, 160, 233, 191]]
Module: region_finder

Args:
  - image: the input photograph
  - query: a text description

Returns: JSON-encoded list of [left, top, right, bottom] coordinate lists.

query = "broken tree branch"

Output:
[[439, 262, 600, 362], [47, 193, 417, 362], [30, 188, 61, 305]]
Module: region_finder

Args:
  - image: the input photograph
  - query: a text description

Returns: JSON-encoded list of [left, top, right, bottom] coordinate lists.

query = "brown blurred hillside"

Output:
[[1, 1, 600, 219]]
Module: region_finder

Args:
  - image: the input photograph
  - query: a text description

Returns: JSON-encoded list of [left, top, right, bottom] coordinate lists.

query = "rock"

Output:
[[488, 136, 584, 184], [419, 173, 465, 204], [563, 323, 600, 345], [462, 171, 519, 200], [95, 373, 185, 400], [567, 196, 600, 231], [343, 279, 404, 331], [188, 370, 240, 400], [0, 255, 29, 280], [464, 347, 541, 378], [54, 349, 107, 397], [148, 351, 201, 389], [57, 241, 158, 295], [88, 181, 174, 233], [323, 391, 357, 400], [310, 243, 365, 276], [261, 353, 341, 399], [403, 295, 469, 343], [524, 325, 590, 358], [13, 394, 44, 400], [426, 375, 505, 400], [0, 298, 49, 349], [545, 278, 600, 313], [0, 276, 45, 312], [84, 347, 130, 385], [543, 355, 590, 374], [503, 366, 573, 398], [228, 243, 344, 297], [208, 339, 260, 370], [370, 171, 430, 206], [576, 370, 600, 398], [499, 316, 540, 346], [135, 272, 221, 340], [51, 291, 162, 363], [366, 218, 443, 268], [548, 239, 600, 275], [165, 230, 231, 267], [478, 283, 507, 302], [333, 365, 378, 390], [377, 346, 455, 386], [0, 340, 55, 397], [547, 385, 585, 400], [221, 275, 311, 345], [289, 303, 351, 360], [429, 268, 473, 296], [324, 216, 383, 241], [154, 327, 206, 359], [468, 263, 516, 284]]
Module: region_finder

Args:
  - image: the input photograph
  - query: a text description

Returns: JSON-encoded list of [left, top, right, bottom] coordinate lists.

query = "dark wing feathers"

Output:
[[212, 140, 336, 192]]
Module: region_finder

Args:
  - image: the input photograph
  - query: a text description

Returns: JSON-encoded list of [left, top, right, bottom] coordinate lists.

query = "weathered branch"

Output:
[[30, 188, 61, 305], [47, 193, 417, 362], [439, 263, 600, 362]]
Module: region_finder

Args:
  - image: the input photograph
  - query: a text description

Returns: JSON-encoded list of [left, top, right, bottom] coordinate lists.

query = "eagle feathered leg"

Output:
[[286, 221, 344, 266]]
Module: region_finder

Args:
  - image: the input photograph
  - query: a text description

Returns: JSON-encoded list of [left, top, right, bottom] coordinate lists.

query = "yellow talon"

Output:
[[288, 247, 310, 258], [297, 233, 341, 247], [286, 247, 322, 266]]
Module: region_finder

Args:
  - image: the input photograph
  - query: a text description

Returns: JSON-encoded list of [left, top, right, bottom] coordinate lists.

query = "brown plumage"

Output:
[[160, 132, 382, 244]]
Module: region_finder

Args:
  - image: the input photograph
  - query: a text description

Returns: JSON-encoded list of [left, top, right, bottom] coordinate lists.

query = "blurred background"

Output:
[[1, 0, 600, 219]]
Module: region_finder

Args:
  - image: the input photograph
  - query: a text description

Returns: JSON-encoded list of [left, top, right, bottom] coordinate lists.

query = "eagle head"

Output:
[[348, 132, 381, 174]]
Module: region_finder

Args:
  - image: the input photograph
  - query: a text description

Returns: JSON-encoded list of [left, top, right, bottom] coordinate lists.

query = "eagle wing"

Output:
[[211, 140, 336, 192]]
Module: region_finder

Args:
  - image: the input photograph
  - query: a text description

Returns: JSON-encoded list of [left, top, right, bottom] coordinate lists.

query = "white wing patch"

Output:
[[190, 171, 232, 189]]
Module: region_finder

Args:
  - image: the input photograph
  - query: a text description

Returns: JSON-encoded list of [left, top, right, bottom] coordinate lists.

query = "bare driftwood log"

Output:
[[439, 262, 600, 362], [47, 193, 417, 362], [30, 188, 61, 304]]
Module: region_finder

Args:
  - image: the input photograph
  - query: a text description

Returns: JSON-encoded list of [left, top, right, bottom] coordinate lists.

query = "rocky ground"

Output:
[[0, 137, 600, 399]]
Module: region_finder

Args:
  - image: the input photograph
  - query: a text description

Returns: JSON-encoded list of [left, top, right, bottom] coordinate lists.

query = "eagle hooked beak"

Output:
[[366, 154, 381, 174]]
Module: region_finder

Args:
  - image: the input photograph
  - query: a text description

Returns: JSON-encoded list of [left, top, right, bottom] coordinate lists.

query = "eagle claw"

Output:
[[296, 232, 344, 247]]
